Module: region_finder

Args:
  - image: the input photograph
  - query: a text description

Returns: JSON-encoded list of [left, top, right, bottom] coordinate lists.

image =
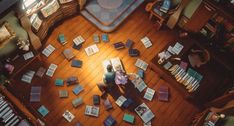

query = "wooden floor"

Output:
[[9, 5, 199, 126]]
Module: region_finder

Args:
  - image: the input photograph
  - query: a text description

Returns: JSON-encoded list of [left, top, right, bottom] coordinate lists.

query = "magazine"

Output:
[[135, 103, 155, 123]]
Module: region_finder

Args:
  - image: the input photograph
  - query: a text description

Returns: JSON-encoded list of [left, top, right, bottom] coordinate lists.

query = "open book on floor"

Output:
[[63, 110, 75, 122], [115, 95, 127, 107], [85, 44, 99, 56], [42, 44, 55, 57], [129, 74, 147, 92], [135, 103, 155, 123], [143, 88, 155, 101], [102, 57, 125, 73], [135, 59, 148, 71], [84, 105, 99, 117]]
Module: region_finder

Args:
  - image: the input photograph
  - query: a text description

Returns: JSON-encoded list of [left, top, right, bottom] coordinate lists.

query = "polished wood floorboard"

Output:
[[9, 5, 199, 126]]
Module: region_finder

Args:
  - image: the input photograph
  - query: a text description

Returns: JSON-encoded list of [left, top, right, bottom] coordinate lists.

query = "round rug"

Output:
[[97, 0, 123, 9]]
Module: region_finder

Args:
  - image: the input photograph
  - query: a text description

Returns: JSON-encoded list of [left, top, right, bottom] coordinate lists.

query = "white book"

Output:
[[131, 74, 147, 92], [85, 44, 99, 56], [115, 95, 127, 107], [167, 46, 175, 55], [84, 105, 99, 117], [135, 103, 155, 123], [23, 51, 34, 60], [135, 59, 148, 71], [172, 42, 184, 55], [73, 35, 85, 46], [46, 64, 57, 77], [63, 110, 75, 122], [141, 36, 152, 48], [144, 88, 155, 101]]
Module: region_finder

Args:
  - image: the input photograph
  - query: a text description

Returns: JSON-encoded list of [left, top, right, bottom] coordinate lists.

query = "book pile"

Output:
[[38, 105, 49, 117], [72, 97, 83, 108], [143, 88, 155, 101], [102, 34, 109, 42], [84, 105, 99, 117], [46, 64, 57, 77], [123, 114, 135, 124], [168, 65, 203, 92], [66, 76, 78, 85], [57, 34, 67, 45], [42, 44, 55, 57], [103, 115, 116, 126], [141, 36, 152, 48], [73, 85, 84, 95], [63, 49, 75, 61], [115, 95, 127, 107], [135, 59, 148, 71], [129, 48, 140, 57], [23, 51, 34, 60], [55, 79, 64, 86], [93, 95, 100, 105], [73, 35, 85, 46], [102, 57, 125, 73], [36, 67, 46, 77], [103, 98, 113, 110], [113, 42, 125, 50], [71, 60, 82, 68], [63, 110, 75, 122], [130, 74, 147, 92], [85, 44, 99, 56], [59, 90, 68, 98], [135, 103, 155, 123], [158, 86, 169, 101], [21, 70, 35, 84], [93, 34, 100, 43], [30, 86, 41, 102]]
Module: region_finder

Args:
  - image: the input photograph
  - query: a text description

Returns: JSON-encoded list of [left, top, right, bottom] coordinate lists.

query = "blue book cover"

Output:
[[137, 69, 144, 79], [104, 115, 116, 126], [38, 105, 49, 117], [126, 39, 134, 48], [73, 43, 82, 50], [58, 34, 67, 45], [55, 79, 64, 86], [129, 49, 140, 57], [113, 42, 125, 50], [122, 98, 134, 108], [71, 60, 83, 68], [102, 34, 109, 42], [73, 85, 84, 95]]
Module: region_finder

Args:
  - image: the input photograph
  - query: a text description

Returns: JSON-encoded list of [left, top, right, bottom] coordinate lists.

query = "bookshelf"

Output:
[[150, 37, 233, 105]]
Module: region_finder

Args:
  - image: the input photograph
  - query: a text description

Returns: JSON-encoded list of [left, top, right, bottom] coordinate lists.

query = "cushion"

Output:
[[0, 21, 16, 48]]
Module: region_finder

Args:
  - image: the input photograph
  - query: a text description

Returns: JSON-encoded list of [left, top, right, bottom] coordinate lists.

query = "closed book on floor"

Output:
[[129, 49, 140, 57], [72, 97, 83, 107], [71, 60, 83, 68], [58, 34, 67, 45], [158, 86, 169, 101], [93, 95, 100, 105], [122, 98, 134, 108], [138, 69, 144, 79], [67, 76, 78, 85], [38, 105, 49, 117], [93, 34, 99, 43], [126, 39, 134, 48], [104, 115, 116, 126], [123, 114, 134, 124], [113, 42, 125, 50], [63, 49, 75, 61], [102, 34, 109, 42], [73, 43, 82, 50], [103, 99, 113, 110], [73, 85, 84, 95], [55, 79, 64, 86]]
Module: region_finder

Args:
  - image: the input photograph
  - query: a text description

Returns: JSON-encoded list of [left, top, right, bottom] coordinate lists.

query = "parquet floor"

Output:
[[9, 5, 199, 126]]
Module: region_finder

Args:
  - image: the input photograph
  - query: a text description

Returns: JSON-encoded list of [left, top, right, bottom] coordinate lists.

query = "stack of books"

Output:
[[46, 64, 58, 77], [57, 34, 67, 45], [84, 105, 99, 117], [115, 95, 127, 107], [59, 90, 68, 98], [135, 59, 148, 71], [158, 86, 169, 101], [113, 42, 125, 50], [36, 67, 46, 77], [23, 51, 34, 60], [55, 79, 64, 86], [30, 86, 41, 102], [103, 115, 116, 126], [102, 34, 109, 42], [63, 49, 75, 61], [93, 95, 100, 105], [73, 35, 85, 46], [42, 44, 55, 57], [66, 76, 78, 85], [71, 60, 82, 68], [93, 34, 100, 43], [143, 88, 155, 101], [103, 98, 113, 110], [63, 110, 75, 122], [141, 36, 152, 48], [123, 114, 135, 124], [73, 85, 84, 95], [135, 103, 155, 123], [38, 105, 49, 117], [131, 74, 147, 92], [21, 70, 35, 84], [85, 44, 99, 56], [72, 97, 83, 108]]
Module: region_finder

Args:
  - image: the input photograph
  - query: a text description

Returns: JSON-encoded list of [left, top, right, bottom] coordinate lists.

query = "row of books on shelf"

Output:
[[164, 63, 203, 92]]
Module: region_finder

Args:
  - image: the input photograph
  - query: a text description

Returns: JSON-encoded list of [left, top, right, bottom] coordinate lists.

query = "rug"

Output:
[[85, 0, 135, 25], [97, 0, 123, 9]]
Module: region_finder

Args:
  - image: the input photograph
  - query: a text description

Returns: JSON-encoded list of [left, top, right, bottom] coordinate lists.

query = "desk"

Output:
[[150, 37, 232, 105]]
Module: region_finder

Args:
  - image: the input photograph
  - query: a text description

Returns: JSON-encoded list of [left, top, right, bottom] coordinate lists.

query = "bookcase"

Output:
[[150, 37, 233, 105]]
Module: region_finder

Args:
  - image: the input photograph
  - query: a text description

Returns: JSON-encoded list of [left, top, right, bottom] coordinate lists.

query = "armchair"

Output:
[[145, 0, 181, 29]]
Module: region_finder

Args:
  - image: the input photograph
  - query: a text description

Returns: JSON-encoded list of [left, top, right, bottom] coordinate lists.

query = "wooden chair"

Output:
[[145, 0, 181, 29]]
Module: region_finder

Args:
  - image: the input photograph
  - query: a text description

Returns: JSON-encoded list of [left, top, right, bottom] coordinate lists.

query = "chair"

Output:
[[145, 0, 181, 29]]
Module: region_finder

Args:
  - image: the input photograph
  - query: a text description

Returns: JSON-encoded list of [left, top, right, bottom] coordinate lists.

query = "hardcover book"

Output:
[[71, 60, 83, 68], [126, 39, 134, 48], [36, 67, 46, 78], [115, 95, 127, 107], [63, 110, 75, 122], [129, 49, 140, 57], [93, 95, 100, 105], [72, 97, 83, 108], [135, 103, 155, 123], [102, 34, 109, 42], [104, 115, 116, 126], [66, 76, 78, 85], [158, 86, 169, 101], [73, 43, 82, 50], [58, 34, 67, 45], [143, 88, 155, 101], [103, 99, 113, 110], [122, 98, 134, 108], [73, 85, 84, 95], [93, 34, 100, 43], [63, 49, 75, 61], [30, 86, 41, 102], [123, 114, 135, 124], [113, 42, 125, 50], [59, 90, 68, 98], [84, 105, 99, 117], [21, 70, 35, 84], [38, 105, 49, 117], [55, 79, 64, 86]]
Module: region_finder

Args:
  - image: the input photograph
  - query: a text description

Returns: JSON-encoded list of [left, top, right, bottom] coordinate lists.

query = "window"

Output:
[[22, 0, 46, 15]]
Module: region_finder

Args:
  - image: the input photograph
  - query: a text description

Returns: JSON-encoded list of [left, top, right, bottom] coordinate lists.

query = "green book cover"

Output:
[[55, 79, 64, 86], [123, 114, 134, 124], [187, 68, 197, 77]]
